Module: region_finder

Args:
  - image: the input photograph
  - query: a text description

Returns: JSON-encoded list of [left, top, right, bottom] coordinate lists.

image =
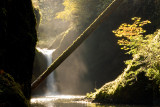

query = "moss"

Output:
[[89, 58, 160, 105], [88, 47, 160, 105], [89, 10, 160, 105], [0, 72, 29, 107]]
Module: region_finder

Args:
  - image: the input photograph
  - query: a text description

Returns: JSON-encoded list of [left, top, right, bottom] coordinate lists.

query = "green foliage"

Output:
[[55, 0, 113, 28], [55, 0, 91, 27], [91, 17, 160, 104], [87, 18, 160, 103], [113, 17, 160, 85]]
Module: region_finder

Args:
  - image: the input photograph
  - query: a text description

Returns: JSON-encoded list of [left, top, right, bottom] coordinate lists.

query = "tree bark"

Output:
[[31, 0, 124, 90]]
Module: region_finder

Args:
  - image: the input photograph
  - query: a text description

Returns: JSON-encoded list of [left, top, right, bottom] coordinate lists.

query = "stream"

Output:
[[31, 95, 150, 107]]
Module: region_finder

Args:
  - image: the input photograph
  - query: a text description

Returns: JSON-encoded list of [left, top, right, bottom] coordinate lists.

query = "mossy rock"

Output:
[[89, 70, 160, 105], [87, 56, 160, 105], [0, 72, 29, 107]]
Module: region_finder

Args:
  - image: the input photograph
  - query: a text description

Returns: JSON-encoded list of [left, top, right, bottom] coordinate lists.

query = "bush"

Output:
[[113, 17, 160, 85]]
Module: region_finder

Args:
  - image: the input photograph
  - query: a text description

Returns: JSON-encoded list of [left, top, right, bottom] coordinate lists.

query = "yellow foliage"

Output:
[[55, 0, 79, 21], [112, 17, 151, 50], [55, 0, 90, 27]]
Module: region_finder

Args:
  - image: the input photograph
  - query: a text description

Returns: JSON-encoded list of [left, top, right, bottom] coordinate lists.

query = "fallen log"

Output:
[[31, 0, 124, 90]]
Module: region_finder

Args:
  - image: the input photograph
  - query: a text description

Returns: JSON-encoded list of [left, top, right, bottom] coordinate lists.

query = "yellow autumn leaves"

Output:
[[112, 17, 151, 50]]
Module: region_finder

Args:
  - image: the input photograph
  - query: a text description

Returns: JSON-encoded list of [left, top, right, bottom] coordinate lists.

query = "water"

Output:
[[34, 48, 154, 107], [31, 95, 150, 107], [36, 48, 58, 95]]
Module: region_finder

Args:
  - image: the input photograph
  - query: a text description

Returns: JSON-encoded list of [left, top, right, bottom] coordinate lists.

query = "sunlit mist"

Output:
[[32, 0, 91, 95]]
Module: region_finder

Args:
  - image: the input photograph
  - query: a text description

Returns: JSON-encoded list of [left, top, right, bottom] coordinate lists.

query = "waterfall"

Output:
[[36, 47, 58, 95]]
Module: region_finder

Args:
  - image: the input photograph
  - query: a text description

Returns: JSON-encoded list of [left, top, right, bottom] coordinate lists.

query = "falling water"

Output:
[[36, 47, 57, 95]]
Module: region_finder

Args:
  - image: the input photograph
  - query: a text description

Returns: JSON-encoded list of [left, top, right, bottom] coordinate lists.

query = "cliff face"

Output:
[[0, 0, 37, 101]]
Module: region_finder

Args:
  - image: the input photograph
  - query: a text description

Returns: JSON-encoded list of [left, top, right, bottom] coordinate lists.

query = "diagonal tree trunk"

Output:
[[31, 0, 124, 90]]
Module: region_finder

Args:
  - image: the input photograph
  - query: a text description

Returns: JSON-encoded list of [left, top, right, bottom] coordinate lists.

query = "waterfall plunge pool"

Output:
[[31, 95, 150, 107], [33, 48, 153, 107]]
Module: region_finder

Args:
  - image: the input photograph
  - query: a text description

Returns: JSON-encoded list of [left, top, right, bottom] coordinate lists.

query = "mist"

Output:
[[32, 0, 129, 95], [32, 0, 92, 95]]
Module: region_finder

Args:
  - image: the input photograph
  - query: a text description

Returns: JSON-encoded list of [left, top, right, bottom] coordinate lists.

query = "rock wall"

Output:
[[0, 0, 37, 102]]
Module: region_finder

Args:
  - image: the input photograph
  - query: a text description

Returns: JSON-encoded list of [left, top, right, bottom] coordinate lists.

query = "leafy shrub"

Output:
[[113, 17, 160, 85]]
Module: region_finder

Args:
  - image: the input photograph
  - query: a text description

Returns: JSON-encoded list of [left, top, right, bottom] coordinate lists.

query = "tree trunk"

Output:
[[31, 0, 124, 90]]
